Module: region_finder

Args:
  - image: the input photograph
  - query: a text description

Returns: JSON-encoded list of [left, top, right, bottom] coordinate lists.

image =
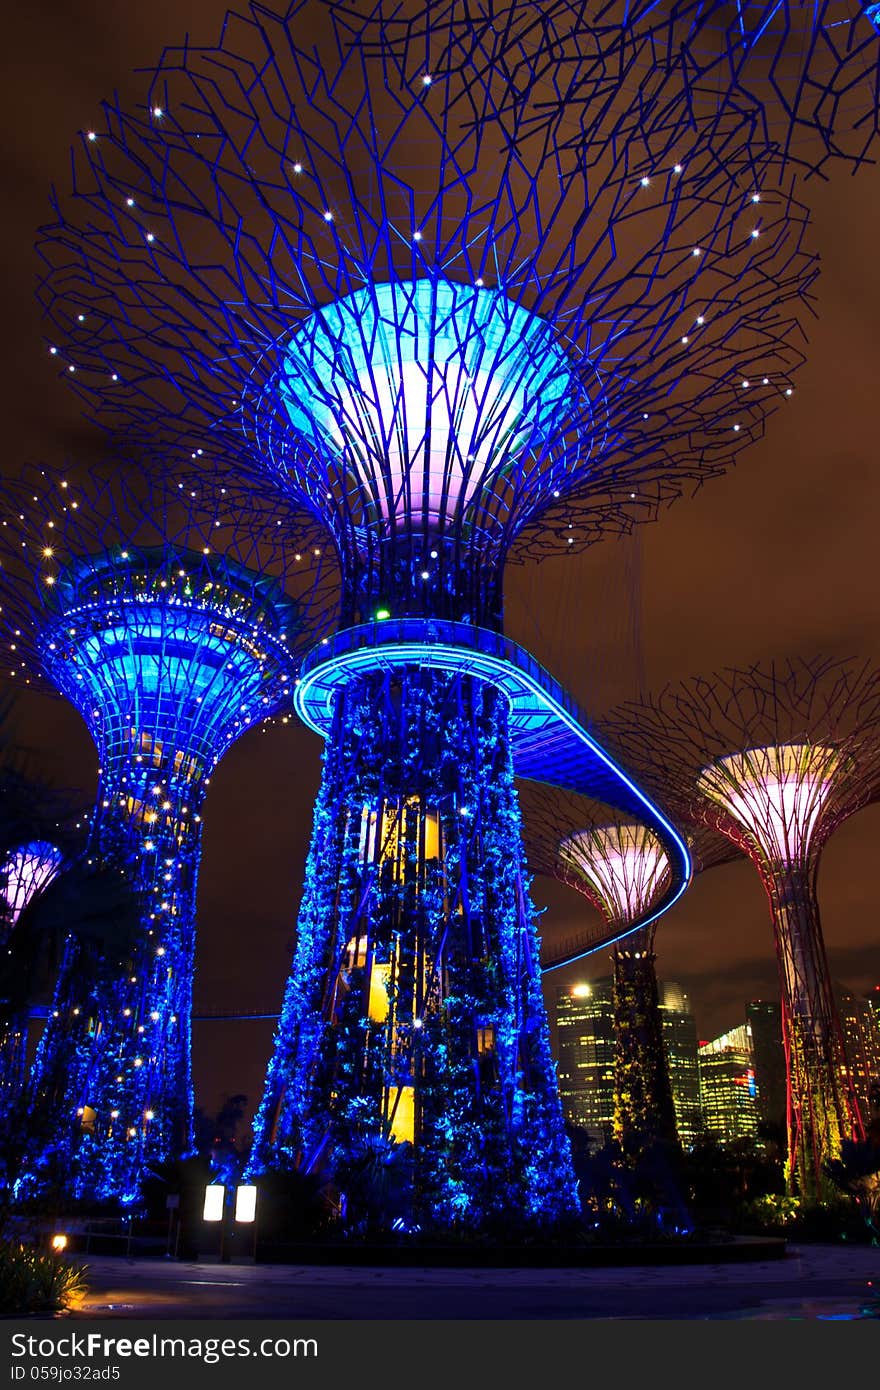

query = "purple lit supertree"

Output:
[[29, 0, 820, 1229], [0, 840, 65, 1124], [0, 843, 65, 934], [0, 465, 333, 1203], [523, 784, 734, 1160], [600, 657, 880, 1201]]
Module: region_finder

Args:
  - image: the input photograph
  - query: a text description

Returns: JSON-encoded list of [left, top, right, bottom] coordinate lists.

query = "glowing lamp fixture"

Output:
[[203, 1185, 225, 1222], [234, 1184, 257, 1224], [277, 278, 575, 527]]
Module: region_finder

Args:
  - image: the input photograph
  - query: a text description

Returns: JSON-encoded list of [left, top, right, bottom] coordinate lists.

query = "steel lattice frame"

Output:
[[380, 1, 880, 180], [29, 0, 829, 1228], [599, 657, 880, 1200], [0, 466, 335, 1203]]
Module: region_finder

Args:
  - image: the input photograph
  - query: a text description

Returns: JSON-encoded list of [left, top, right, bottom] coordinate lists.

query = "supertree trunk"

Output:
[[612, 930, 680, 1163], [250, 664, 577, 1231], [0, 1026, 27, 1116], [766, 865, 863, 1202], [20, 766, 204, 1204]]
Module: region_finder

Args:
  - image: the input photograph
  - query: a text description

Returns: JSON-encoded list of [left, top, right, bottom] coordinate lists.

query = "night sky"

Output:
[[2, 2, 879, 1126]]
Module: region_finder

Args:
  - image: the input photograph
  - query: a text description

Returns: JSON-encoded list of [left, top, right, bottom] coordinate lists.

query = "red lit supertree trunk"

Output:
[[602, 661, 880, 1201]]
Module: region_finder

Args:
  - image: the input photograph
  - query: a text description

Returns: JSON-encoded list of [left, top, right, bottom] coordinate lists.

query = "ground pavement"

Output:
[[66, 1244, 880, 1320]]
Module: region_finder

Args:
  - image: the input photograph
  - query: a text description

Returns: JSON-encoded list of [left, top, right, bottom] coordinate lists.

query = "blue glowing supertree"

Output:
[[32, 1, 819, 1229], [0, 466, 333, 1203]]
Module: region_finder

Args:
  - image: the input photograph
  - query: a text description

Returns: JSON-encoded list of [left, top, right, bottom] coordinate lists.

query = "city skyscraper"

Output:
[[556, 978, 702, 1149], [836, 986, 880, 1119], [658, 982, 702, 1145], [746, 1000, 787, 1131], [556, 982, 615, 1147]]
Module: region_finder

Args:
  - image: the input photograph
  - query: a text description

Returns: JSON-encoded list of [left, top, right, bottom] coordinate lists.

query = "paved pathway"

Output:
[[69, 1244, 880, 1319]]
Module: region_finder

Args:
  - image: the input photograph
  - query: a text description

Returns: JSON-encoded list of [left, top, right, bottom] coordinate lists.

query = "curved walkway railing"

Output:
[[294, 618, 691, 968]]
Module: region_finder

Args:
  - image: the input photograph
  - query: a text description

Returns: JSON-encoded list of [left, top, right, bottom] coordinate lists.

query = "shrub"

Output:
[[0, 1240, 88, 1314]]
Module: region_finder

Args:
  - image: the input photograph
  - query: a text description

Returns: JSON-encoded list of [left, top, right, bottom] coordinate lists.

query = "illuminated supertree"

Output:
[[0, 840, 65, 1118], [0, 467, 332, 1202], [560, 822, 678, 1161], [32, 1, 819, 1228], [600, 658, 880, 1200], [523, 784, 734, 1159], [0, 842, 64, 933]]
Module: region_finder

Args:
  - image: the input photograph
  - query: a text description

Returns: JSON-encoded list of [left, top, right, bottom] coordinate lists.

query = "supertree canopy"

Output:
[[31, 0, 823, 1227], [393, 0, 880, 179], [0, 842, 64, 932], [523, 784, 734, 1161], [600, 657, 880, 1201], [0, 467, 333, 1202], [626, 0, 880, 174]]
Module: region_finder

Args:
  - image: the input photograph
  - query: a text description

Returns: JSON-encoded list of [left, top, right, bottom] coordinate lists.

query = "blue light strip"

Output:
[[294, 620, 692, 962]]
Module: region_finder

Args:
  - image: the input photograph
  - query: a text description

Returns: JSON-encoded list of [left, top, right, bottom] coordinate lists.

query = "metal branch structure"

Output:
[[523, 784, 734, 1161], [29, 0, 824, 1228], [628, 0, 880, 176], [600, 657, 880, 1200], [0, 467, 334, 1203], [383, 1, 880, 180]]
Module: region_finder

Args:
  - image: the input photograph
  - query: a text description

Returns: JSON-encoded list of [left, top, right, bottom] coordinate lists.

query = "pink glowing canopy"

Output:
[[558, 824, 671, 928], [696, 743, 839, 866], [0, 840, 64, 927]]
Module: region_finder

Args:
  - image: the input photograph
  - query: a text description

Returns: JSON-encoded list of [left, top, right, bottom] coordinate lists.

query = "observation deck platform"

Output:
[[293, 618, 690, 964]]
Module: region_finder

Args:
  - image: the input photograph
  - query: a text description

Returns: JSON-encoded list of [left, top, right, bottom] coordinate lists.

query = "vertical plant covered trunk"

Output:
[[20, 767, 204, 1204], [250, 664, 578, 1231], [612, 931, 680, 1163]]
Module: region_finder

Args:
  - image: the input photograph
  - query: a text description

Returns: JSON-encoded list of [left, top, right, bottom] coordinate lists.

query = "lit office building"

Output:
[[699, 1026, 759, 1142], [556, 978, 702, 1148], [658, 982, 702, 1144], [746, 1000, 787, 1131], [837, 987, 880, 1118], [556, 981, 615, 1146]]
